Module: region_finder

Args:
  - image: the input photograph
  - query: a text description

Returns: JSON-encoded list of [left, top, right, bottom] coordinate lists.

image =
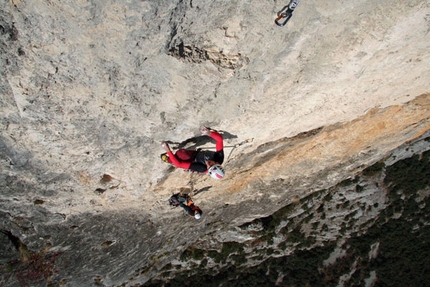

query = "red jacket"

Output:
[[167, 131, 224, 173]]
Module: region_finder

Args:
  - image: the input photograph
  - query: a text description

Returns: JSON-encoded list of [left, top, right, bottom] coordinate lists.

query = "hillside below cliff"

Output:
[[0, 0, 429, 286]]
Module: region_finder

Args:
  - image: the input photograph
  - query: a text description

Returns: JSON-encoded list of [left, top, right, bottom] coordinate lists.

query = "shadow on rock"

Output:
[[193, 186, 212, 196], [167, 130, 238, 150]]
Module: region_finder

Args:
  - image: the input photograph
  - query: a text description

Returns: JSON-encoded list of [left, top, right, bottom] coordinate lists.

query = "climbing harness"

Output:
[[161, 127, 253, 165], [192, 137, 253, 162], [275, 0, 300, 27]]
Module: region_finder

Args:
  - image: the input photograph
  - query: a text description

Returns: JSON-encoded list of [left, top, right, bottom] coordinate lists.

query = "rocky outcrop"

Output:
[[0, 0, 429, 286], [168, 42, 249, 70], [147, 131, 430, 286], [137, 95, 430, 286]]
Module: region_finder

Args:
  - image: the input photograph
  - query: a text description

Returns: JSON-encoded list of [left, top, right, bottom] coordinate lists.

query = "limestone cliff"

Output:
[[0, 0, 429, 286], [147, 129, 430, 286]]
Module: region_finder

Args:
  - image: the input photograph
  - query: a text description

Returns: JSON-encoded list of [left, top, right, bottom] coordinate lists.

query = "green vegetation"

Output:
[[362, 160, 385, 176], [338, 176, 359, 187], [179, 247, 205, 261], [355, 184, 364, 192], [335, 149, 430, 286], [384, 150, 430, 196], [206, 241, 245, 264]]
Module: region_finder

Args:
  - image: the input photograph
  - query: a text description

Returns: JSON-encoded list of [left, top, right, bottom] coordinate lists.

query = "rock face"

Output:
[[147, 131, 430, 286], [0, 0, 429, 286]]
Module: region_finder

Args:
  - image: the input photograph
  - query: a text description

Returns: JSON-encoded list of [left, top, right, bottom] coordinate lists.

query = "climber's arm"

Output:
[[209, 131, 224, 152], [201, 127, 224, 152], [166, 151, 192, 169], [162, 141, 192, 169]]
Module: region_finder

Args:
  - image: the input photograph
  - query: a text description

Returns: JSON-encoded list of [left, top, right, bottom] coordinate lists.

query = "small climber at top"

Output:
[[275, 0, 300, 27], [161, 127, 225, 179]]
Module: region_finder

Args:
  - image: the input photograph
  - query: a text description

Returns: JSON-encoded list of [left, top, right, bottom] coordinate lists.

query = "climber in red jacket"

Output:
[[161, 127, 225, 179]]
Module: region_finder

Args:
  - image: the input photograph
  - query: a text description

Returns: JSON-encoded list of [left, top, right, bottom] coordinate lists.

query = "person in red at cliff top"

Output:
[[161, 127, 225, 179]]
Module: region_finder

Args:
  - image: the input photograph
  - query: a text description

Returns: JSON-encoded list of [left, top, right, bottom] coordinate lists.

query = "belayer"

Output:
[[169, 193, 203, 220], [161, 127, 225, 179]]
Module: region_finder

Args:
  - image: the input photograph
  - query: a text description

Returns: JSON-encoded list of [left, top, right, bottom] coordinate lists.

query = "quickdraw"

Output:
[[275, 0, 300, 27], [200, 137, 253, 162], [226, 138, 254, 162]]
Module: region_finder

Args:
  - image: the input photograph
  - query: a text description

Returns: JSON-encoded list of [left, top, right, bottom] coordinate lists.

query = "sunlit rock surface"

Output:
[[146, 130, 430, 286], [0, 0, 429, 286]]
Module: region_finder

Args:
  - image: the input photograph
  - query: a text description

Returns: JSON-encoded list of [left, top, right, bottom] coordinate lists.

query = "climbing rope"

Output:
[[225, 138, 254, 162]]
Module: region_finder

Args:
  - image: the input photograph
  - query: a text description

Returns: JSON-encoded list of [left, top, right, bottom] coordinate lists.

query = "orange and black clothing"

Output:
[[178, 195, 202, 217]]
